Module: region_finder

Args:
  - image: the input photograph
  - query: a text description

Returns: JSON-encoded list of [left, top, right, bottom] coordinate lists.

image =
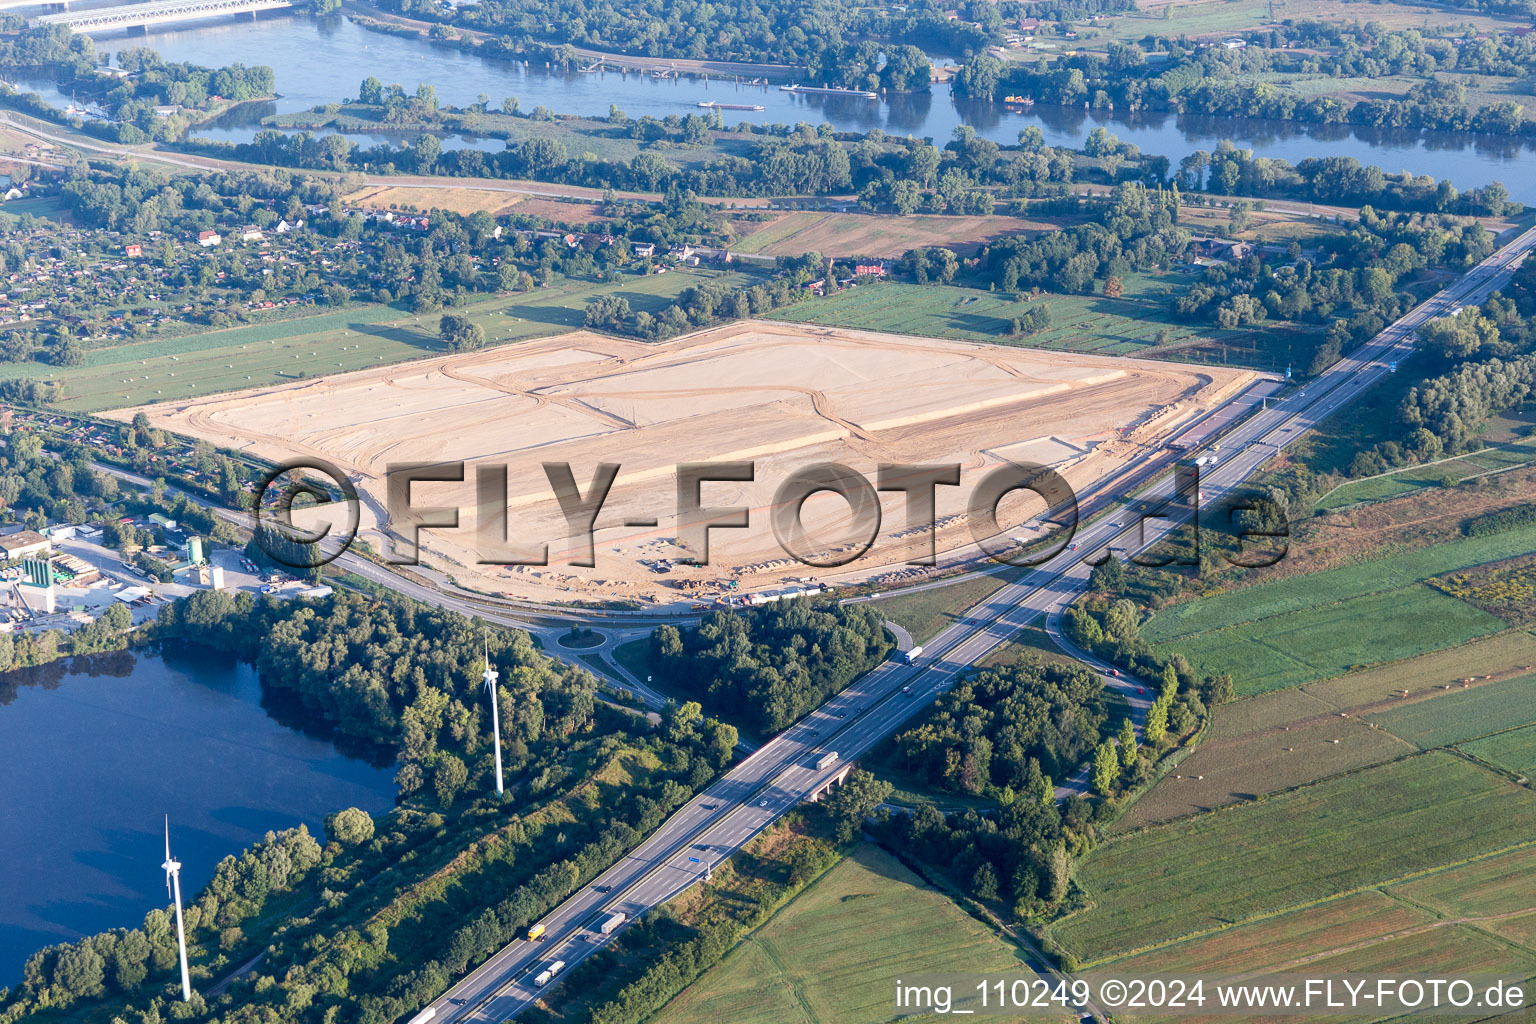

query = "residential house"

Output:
[[197, 229, 221, 247], [240, 225, 264, 242]]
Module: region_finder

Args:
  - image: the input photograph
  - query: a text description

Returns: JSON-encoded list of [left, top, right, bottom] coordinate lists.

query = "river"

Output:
[[0, 644, 396, 985], [16, 9, 1522, 203]]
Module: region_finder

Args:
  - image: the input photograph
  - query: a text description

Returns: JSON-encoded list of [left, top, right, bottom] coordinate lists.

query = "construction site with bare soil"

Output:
[[108, 321, 1258, 605]]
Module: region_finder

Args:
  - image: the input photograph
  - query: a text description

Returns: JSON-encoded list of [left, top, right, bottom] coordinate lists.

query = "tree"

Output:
[[1103, 275, 1124, 298], [818, 768, 892, 843], [1092, 740, 1119, 796], [434, 754, 468, 808], [1117, 718, 1137, 769], [102, 601, 131, 632], [1046, 843, 1072, 904], [1144, 697, 1169, 744], [439, 313, 485, 351], [325, 807, 375, 846]]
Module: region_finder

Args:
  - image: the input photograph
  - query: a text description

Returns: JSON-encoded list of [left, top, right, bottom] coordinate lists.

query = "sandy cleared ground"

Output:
[[111, 321, 1252, 603]]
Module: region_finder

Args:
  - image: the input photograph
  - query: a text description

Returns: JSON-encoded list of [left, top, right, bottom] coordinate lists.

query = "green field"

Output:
[[1154, 583, 1506, 694], [765, 277, 1279, 365], [14, 269, 750, 413], [868, 571, 1009, 644], [1316, 440, 1536, 510], [655, 844, 1063, 1024], [1462, 725, 1536, 779], [1365, 674, 1536, 749], [1145, 526, 1536, 644], [1049, 752, 1536, 963], [1117, 630, 1536, 830]]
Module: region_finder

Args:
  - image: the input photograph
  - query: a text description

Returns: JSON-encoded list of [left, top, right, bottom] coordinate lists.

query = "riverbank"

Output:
[[340, 1, 804, 81]]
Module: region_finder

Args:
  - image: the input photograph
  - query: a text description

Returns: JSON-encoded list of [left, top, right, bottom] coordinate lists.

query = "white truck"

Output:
[[534, 960, 566, 987], [816, 751, 839, 771], [903, 645, 924, 665], [598, 912, 626, 935], [406, 1009, 436, 1024]]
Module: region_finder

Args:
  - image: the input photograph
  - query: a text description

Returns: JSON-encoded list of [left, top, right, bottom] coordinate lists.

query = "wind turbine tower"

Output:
[[162, 817, 193, 1001], [484, 639, 504, 797]]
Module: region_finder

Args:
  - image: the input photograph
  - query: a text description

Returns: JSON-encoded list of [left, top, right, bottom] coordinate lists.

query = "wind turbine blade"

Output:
[[164, 815, 171, 861]]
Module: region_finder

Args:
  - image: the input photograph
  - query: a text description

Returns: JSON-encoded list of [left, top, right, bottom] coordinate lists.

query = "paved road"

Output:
[[412, 223, 1536, 1023]]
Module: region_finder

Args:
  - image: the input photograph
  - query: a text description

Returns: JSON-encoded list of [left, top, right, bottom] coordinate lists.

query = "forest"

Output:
[[883, 659, 1108, 798], [645, 600, 891, 733]]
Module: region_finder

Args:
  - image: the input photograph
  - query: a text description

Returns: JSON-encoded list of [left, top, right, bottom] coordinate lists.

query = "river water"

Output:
[[0, 644, 395, 985], [35, 11, 1524, 203], [15, 10, 1536, 200]]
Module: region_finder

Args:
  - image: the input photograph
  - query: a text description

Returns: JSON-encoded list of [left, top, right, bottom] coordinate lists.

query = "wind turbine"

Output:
[[484, 638, 504, 797], [162, 817, 192, 1002]]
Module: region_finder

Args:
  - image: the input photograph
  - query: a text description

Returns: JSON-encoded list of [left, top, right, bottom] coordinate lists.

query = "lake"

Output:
[[0, 644, 396, 985], [43, 11, 1534, 204]]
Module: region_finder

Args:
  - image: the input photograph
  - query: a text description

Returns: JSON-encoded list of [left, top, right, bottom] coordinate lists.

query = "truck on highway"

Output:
[[598, 912, 626, 935], [816, 751, 839, 770], [406, 1009, 436, 1024], [534, 960, 566, 987], [904, 645, 923, 664], [526, 922, 547, 941]]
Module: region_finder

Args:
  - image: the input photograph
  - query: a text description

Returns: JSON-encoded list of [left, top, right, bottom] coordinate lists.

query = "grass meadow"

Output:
[[764, 277, 1282, 367], [655, 844, 1065, 1024], [14, 268, 748, 413], [1048, 752, 1536, 963], [1462, 725, 1536, 780]]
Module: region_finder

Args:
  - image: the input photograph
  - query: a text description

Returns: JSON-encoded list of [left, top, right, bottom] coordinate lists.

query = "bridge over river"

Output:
[[35, 0, 294, 31]]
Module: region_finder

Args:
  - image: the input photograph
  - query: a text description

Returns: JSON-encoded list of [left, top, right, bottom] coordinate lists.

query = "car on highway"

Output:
[[758, 800, 769, 807], [1108, 669, 1120, 677]]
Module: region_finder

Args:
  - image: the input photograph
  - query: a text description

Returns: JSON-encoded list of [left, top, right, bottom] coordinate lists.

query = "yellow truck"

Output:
[[527, 923, 546, 941]]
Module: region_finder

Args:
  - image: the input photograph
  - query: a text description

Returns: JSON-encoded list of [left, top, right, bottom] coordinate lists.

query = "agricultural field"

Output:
[[1142, 525, 1536, 693], [6, 269, 745, 413], [1094, 0, 1524, 44], [1433, 554, 1536, 624], [728, 211, 1070, 258], [1316, 439, 1536, 511], [1462, 725, 1536, 780], [1365, 673, 1536, 750], [344, 183, 530, 216], [1117, 630, 1536, 829], [1150, 583, 1504, 694], [1049, 752, 1536, 963], [764, 276, 1281, 366], [655, 844, 1066, 1024], [1146, 525, 1536, 644]]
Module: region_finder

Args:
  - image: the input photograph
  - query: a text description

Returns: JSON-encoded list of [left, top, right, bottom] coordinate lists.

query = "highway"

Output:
[[409, 229, 1536, 1022]]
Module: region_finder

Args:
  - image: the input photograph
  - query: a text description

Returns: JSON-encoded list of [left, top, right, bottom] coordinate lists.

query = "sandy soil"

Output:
[[110, 321, 1253, 603]]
